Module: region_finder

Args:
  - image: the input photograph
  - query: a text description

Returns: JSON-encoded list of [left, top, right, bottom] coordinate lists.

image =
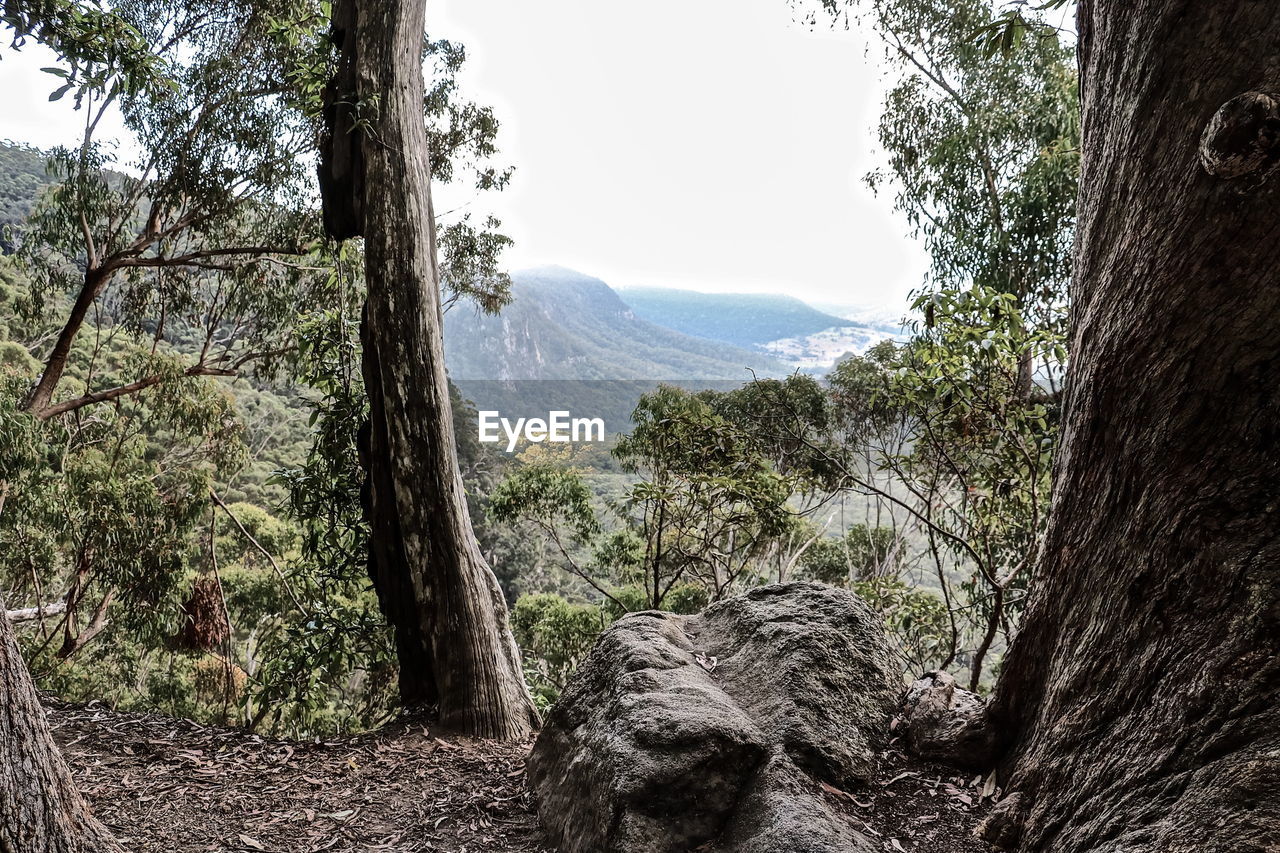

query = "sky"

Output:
[[0, 0, 929, 310]]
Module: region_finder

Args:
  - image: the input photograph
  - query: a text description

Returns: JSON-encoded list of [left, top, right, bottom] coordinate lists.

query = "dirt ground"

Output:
[[50, 700, 995, 853]]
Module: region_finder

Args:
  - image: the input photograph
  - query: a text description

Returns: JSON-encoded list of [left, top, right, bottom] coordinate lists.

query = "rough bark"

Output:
[[23, 267, 111, 416], [318, 0, 362, 241], [983, 3, 1280, 850], [321, 0, 538, 739], [0, 606, 121, 853]]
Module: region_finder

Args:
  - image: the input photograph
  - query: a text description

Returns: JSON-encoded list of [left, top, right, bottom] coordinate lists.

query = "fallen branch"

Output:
[[6, 601, 68, 624]]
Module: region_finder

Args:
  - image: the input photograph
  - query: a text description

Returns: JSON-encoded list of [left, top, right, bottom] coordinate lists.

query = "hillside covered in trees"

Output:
[[1, 0, 1276, 852]]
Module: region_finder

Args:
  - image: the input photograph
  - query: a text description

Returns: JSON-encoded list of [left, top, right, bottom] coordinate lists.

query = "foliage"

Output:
[[0, 327, 249, 712], [510, 593, 604, 709], [599, 582, 708, 620], [973, 0, 1075, 59], [799, 524, 897, 586], [12, 0, 331, 428], [851, 576, 951, 675], [0, 143, 51, 252], [789, 0, 1077, 690], [858, 0, 1074, 689], [492, 385, 799, 613], [853, 0, 1077, 343], [0, 0, 522, 736], [615, 386, 796, 601], [2, 0, 171, 103], [249, 252, 399, 735], [423, 35, 515, 314], [509, 582, 708, 709], [250, 29, 529, 725]]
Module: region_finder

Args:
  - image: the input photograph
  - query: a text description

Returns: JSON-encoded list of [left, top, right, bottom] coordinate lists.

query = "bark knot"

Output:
[[1199, 91, 1280, 180], [976, 790, 1027, 849]]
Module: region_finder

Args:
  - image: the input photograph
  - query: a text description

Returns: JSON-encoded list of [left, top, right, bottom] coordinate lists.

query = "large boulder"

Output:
[[528, 583, 900, 853]]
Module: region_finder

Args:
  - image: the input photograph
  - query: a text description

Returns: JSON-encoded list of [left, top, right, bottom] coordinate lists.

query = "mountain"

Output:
[[0, 140, 867, 381], [614, 286, 851, 350], [0, 144, 52, 252], [444, 267, 785, 381], [614, 285, 902, 370], [808, 300, 907, 334]]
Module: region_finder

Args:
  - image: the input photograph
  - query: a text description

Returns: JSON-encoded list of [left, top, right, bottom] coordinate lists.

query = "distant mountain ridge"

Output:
[[0, 144, 52, 253], [615, 286, 850, 351], [443, 267, 786, 381]]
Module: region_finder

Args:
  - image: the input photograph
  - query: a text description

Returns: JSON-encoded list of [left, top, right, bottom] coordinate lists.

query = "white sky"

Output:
[[0, 1, 929, 309]]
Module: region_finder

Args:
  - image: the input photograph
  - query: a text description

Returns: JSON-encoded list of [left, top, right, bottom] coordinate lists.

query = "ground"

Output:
[[52, 701, 547, 853], [50, 700, 996, 853]]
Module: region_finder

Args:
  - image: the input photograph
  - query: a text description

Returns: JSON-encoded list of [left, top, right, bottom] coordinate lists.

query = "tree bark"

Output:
[[983, 2, 1280, 850], [24, 266, 112, 416], [322, 0, 538, 739], [0, 606, 122, 853]]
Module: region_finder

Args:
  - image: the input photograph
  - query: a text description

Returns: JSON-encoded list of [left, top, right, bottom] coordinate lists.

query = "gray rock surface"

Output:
[[527, 583, 900, 853], [900, 671, 999, 770]]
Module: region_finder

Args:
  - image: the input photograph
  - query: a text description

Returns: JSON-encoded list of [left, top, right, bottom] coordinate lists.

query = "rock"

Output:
[[527, 611, 768, 853], [704, 755, 877, 853], [900, 671, 999, 770], [528, 583, 900, 853], [693, 584, 898, 784]]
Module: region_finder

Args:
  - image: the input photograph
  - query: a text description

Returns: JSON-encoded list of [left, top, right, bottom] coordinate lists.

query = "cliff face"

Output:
[[443, 266, 787, 381]]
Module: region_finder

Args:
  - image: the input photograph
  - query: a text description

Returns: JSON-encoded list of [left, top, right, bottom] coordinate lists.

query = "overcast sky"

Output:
[[0, 0, 928, 309]]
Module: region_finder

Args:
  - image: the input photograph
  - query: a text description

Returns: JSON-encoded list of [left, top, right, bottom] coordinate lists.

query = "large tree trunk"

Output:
[[981, 2, 1280, 850], [0, 606, 121, 852], [321, 0, 537, 740]]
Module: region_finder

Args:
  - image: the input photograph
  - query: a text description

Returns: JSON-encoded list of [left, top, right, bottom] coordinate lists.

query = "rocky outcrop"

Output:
[[527, 583, 900, 853], [899, 671, 999, 770]]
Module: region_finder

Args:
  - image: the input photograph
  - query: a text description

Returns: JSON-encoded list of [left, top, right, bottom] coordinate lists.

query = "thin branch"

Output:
[[120, 244, 308, 269], [210, 490, 309, 617], [36, 365, 236, 419]]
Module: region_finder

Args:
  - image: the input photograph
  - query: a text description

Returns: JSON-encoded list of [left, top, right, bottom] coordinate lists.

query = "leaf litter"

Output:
[[50, 698, 995, 852]]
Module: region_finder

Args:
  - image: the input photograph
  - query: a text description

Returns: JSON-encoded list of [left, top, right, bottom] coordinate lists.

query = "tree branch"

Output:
[[210, 490, 309, 617], [35, 365, 236, 419], [5, 601, 68, 624]]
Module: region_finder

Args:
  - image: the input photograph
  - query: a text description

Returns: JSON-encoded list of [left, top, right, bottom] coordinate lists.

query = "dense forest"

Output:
[[0, 0, 1276, 852]]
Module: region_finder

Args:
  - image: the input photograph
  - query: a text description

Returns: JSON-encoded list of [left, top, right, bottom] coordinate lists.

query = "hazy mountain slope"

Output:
[[615, 286, 851, 350], [444, 267, 786, 380], [0, 144, 51, 252]]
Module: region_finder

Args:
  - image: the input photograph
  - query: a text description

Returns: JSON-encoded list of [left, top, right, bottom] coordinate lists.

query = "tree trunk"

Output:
[[982, 3, 1280, 850], [0, 606, 122, 853], [24, 266, 110, 416], [323, 0, 537, 740]]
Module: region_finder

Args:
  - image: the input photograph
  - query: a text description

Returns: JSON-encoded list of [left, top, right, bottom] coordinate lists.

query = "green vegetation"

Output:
[[0, 143, 50, 252], [0, 0, 1075, 731]]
